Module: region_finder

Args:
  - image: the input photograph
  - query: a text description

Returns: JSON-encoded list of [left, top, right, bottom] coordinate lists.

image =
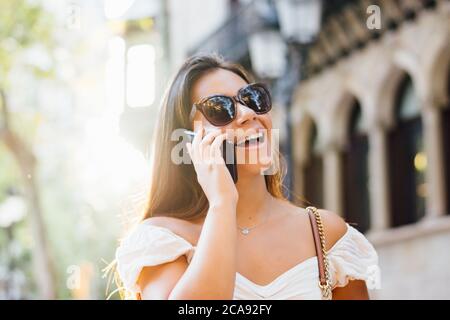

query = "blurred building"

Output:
[[174, 0, 450, 299], [288, 0, 450, 299]]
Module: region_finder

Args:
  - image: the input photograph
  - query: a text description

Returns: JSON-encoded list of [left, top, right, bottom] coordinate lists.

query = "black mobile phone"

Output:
[[183, 129, 238, 184]]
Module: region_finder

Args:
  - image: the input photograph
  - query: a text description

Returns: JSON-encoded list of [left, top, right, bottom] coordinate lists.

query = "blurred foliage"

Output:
[[0, 144, 20, 203], [0, 0, 56, 299], [0, 0, 54, 87], [0, 0, 55, 204], [0, 0, 132, 299], [1, 0, 123, 299]]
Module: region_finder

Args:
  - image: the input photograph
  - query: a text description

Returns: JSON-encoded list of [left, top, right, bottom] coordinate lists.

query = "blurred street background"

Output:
[[0, 0, 449, 299]]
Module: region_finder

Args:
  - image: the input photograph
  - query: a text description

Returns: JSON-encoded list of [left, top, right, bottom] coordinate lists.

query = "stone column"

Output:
[[323, 144, 344, 215], [422, 102, 446, 219], [368, 123, 391, 232]]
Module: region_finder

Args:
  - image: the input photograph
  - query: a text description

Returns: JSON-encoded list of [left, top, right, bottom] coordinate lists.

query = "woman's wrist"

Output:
[[208, 200, 237, 214]]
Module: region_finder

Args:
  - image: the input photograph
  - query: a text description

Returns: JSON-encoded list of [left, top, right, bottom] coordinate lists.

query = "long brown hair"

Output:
[[143, 53, 287, 222]]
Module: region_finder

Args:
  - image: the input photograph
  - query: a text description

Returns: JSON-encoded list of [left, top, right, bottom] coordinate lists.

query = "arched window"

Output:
[[388, 75, 425, 227], [343, 101, 370, 232], [304, 122, 324, 208]]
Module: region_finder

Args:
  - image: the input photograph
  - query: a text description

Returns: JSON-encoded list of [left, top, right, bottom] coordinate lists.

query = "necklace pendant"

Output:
[[241, 228, 250, 235]]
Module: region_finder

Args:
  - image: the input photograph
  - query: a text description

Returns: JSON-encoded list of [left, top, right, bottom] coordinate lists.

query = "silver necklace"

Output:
[[237, 211, 270, 235]]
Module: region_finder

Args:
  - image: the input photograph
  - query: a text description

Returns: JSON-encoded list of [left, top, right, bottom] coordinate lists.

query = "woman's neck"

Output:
[[235, 173, 273, 226]]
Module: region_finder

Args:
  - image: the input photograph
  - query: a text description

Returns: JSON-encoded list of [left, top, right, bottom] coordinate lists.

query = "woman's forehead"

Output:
[[191, 68, 248, 102]]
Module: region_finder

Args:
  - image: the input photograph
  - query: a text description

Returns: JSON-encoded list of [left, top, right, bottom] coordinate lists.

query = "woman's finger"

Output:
[[191, 126, 204, 158], [192, 125, 204, 147], [210, 133, 228, 160], [194, 129, 221, 164], [201, 129, 223, 147], [186, 142, 192, 157]]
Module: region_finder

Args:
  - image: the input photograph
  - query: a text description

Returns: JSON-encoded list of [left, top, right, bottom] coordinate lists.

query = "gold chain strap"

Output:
[[307, 206, 332, 300]]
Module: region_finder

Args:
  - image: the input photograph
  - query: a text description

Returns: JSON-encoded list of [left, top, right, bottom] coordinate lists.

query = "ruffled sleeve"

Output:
[[115, 222, 195, 294], [328, 224, 379, 289]]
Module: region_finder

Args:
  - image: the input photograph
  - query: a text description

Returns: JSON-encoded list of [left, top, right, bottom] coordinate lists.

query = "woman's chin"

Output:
[[234, 133, 274, 176], [237, 157, 273, 176]]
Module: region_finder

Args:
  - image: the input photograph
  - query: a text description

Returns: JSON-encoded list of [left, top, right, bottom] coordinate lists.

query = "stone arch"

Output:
[[292, 110, 324, 207], [425, 40, 450, 108], [328, 90, 365, 150], [292, 111, 317, 166], [374, 64, 414, 130]]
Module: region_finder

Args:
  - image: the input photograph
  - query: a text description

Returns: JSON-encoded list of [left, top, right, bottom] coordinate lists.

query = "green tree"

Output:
[[0, 0, 56, 299]]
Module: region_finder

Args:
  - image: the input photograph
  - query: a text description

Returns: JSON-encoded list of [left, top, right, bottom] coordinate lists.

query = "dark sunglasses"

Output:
[[191, 82, 272, 126]]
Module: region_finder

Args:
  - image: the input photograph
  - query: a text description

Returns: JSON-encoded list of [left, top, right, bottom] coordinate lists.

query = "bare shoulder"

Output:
[[316, 209, 348, 251], [277, 200, 348, 251], [143, 216, 201, 246]]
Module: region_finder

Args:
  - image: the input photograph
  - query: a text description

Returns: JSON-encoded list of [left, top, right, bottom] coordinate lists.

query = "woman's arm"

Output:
[[138, 128, 239, 299], [319, 210, 371, 300], [138, 203, 238, 300], [332, 280, 369, 300]]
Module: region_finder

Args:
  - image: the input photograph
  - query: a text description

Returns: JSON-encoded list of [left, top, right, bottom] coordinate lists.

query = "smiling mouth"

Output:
[[235, 132, 265, 148]]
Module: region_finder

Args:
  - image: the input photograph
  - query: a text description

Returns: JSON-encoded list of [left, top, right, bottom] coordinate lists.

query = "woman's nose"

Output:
[[235, 103, 257, 126]]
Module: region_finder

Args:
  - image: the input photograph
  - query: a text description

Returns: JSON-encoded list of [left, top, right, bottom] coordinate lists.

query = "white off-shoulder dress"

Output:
[[115, 219, 379, 300]]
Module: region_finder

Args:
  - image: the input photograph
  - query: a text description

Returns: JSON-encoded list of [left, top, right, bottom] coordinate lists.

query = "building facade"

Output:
[[290, 1, 450, 299]]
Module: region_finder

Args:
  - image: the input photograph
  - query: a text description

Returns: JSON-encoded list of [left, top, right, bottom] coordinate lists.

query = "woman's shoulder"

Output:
[[281, 201, 348, 251], [115, 216, 199, 294], [141, 215, 201, 247], [316, 209, 348, 251]]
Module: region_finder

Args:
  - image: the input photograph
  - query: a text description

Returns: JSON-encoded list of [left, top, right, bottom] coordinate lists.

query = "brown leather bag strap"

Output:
[[307, 206, 332, 299], [308, 208, 326, 285]]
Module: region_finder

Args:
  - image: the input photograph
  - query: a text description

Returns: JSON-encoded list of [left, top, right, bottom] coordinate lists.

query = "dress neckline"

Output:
[[236, 256, 318, 288], [141, 221, 352, 288]]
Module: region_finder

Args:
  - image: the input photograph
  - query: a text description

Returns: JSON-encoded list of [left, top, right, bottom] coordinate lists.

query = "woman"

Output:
[[114, 53, 379, 300]]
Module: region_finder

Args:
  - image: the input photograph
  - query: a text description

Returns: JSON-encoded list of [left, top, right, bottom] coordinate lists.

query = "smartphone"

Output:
[[183, 129, 238, 184]]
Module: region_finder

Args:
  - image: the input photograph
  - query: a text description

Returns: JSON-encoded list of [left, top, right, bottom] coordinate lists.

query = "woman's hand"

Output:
[[186, 126, 238, 207]]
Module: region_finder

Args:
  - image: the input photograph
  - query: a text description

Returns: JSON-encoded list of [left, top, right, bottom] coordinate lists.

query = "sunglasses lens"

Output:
[[239, 84, 271, 114], [201, 96, 235, 126]]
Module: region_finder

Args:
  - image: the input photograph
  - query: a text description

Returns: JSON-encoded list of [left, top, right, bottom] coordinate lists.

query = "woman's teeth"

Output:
[[237, 132, 265, 147]]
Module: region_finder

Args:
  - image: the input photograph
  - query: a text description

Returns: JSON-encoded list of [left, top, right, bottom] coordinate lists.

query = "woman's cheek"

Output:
[[263, 113, 273, 129], [192, 114, 210, 130]]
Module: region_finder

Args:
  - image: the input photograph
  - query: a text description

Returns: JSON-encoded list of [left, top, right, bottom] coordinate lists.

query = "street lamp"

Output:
[[276, 0, 323, 44], [248, 30, 287, 79], [275, 0, 323, 199]]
